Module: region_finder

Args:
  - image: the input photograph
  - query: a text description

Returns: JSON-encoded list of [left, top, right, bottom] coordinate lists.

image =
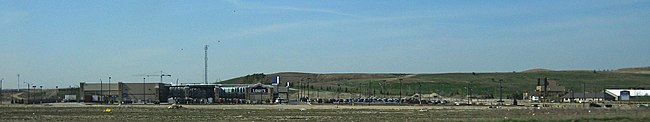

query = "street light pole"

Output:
[[108, 77, 111, 104], [100, 78, 103, 104], [39, 86, 43, 104], [32, 85, 36, 104], [17, 74, 20, 92], [143, 77, 146, 104]]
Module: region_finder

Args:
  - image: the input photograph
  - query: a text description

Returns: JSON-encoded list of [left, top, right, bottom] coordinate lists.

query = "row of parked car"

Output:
[[297, 97, 449, 104]]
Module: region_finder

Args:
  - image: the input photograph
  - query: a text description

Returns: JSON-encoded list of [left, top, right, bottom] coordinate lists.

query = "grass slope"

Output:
[[220, 67, 650, 98]]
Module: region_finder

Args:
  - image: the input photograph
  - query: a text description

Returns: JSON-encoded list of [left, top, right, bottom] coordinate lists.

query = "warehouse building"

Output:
[[79, 82, 169, 104], [80, 82, 287, 104]]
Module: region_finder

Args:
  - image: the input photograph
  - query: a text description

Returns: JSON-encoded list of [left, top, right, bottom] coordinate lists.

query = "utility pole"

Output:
[[337, 84, 341, 101], [204, 45, 209, 84], [498, 79, 504, 105], [307, 78, 310, 100], [399, 79, 403, 100]]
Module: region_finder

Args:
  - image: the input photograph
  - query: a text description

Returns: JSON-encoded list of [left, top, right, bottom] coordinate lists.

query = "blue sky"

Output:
[[1, 0, 649, 88]]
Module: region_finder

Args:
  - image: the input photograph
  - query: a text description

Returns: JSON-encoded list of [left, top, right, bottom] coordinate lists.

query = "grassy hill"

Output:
[[615, 66, 650, 74], [219, 67, 650, 98]]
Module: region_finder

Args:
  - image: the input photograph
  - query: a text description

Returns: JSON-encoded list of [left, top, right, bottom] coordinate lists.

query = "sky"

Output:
[[1, 0, 649, 89]]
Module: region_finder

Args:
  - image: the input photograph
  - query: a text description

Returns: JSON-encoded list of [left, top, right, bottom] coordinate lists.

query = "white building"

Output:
[[605, 89, 650, 101]]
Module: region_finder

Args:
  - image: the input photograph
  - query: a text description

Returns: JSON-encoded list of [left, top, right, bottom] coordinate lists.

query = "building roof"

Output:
[[606, 89, 650, 97], [561, 92, 604, 98]]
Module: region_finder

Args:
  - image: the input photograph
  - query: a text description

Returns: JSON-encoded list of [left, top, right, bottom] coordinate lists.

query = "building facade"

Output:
[[79, 82, 169, 103]]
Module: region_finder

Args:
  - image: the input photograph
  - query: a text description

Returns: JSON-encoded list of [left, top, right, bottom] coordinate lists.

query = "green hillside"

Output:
[[219, 68, 650, 98]]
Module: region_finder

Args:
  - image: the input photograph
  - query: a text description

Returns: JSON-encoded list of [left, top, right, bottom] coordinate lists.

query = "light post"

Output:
[[143, 77, 146, 104], [39, 86, 43, 104], [55, 85, 59, 103], [17, 74, 20, 92], [31, 85, 36, 104], [100, 78, 103, 104], [108, 77, 111, 104]]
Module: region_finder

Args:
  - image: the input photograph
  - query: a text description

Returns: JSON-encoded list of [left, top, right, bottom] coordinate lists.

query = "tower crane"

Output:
[[133, 71, 172, 84]]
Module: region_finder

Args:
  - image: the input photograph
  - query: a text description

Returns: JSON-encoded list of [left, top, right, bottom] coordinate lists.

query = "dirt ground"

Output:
[[1, 103, 649, 121]]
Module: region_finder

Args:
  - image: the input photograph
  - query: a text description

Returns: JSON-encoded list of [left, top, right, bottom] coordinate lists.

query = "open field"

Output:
[[1, 104, 649, 121]]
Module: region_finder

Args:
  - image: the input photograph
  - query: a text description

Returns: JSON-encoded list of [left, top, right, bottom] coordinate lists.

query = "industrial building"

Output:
[[525, 78, 567, 102], [79, 82, 169, 103], [561, 92, 605, 103], [79, 82, 288, 104]]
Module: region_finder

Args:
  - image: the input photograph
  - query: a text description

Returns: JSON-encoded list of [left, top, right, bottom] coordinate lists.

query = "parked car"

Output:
[[275, 98, 288, 104]]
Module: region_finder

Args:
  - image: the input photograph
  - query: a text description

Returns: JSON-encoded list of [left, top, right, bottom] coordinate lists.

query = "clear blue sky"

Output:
[[1, 0, 649, 89]]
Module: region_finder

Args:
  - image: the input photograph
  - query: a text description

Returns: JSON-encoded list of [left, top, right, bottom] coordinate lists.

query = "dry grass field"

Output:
[[1, 104, 649, 121]]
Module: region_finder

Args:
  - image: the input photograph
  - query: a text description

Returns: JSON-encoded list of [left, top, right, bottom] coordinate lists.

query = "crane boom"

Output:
[[132, 72, 172, 84]]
